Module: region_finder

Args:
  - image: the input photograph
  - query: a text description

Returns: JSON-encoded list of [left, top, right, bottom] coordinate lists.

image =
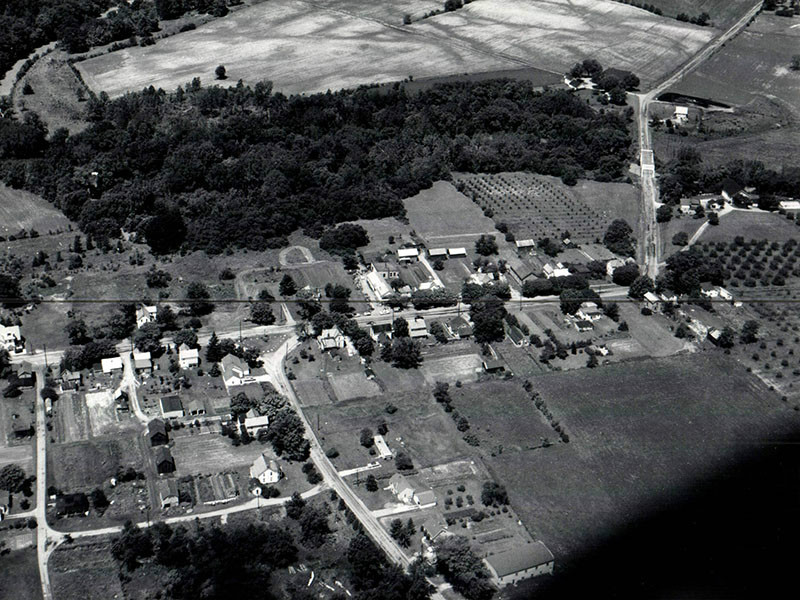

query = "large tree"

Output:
[[470, 294, 507, 343], [391, 338, 422, 369]]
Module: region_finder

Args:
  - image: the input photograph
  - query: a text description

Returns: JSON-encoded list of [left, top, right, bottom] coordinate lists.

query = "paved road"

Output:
[[634, 0, 763, 279], [33, 366, 58, 600]]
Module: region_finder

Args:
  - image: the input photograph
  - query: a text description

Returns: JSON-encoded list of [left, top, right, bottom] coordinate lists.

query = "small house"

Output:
[[574, 320, 594, 332], [60, 369, 82, 392], [421, 514, 449, 541], [317, 326, 346, 351], [157, 479, 179, 509], [155, 447, 176, 474], [56, 493, 90, 517], [179, 344, 199, 369], [160, 395, 184, 419], [369, 322, 393, 342], [707, 328, 723, 346], [413, 489, 436, 507], [543, 262, 570, 279], [133, 351, 152, 374], [484, 542, 555, 586], [644, 291, 660, 310], [576, 302, 602, 322], [717, 287, 733, 301], [373, 434, 393, 459], [673, 105, 689, 123], [448, 316, 473, 339], [447, 247, 467, 258], [14, 363, 35, 388], [397, 247, 419, 263], [679, 198, 693, 214], [250, 454, 282, 484], [220, 354, 252, 387], [148, 419, 169, 446], [0, 324, 25, 354], [406, 317, 428, 339], [243, 408, 269, 433], [136, 305, 158, 328], [505, 324, 528, 347], [185, 398, 206, 417], [386, 474, 415, 504], [101, 356, 123, 374]]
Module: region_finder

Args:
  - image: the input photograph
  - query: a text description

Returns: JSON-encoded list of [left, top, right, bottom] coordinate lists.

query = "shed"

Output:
[[101, 357, 123, 374], [157, 479, 179, 509], [155, 447, 176, 474], [428, 248, 447, 258], [373, 434, 393, 459], [447, 248, 467, 257], [160, 395, 184, 419], [147, 419, 168, 446]]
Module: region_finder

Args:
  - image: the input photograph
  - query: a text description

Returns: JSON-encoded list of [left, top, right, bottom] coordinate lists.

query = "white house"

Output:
[[576, 302, 602, 322], [0, 325, 25, 355], [101, 356, 123, 374], [178, 344, 199, 369], [365, 266, 394, 299], [406, 317, 428, 339], [243, 408, 270, 433], [643, 291, 660, 310], [700, 283, 719, 298], [673, 105, 689, 124], [386, 474, 415, 504], [374, 434, 393, 459], [220, 354, 252, 387], [159, 394, 184, 419], [132, 351, 152, 374], [250, 454, 282, 485], [136, 305, 158, 328], [543, 262, 570, 279], [397, 247, 419, 263], [157, 479, 179, 509], [317, 326, 346, 351], [717, 287, 733, 301]]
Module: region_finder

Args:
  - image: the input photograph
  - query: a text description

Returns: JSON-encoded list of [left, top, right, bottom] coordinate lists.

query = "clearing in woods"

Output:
[[75, 0, 713, 97], [0, 183, 73, 236]]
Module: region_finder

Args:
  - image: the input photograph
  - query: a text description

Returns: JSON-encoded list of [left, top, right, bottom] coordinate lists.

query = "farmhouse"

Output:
[[60, 369, 82, 392], [318, 326, 346, 351], [365, 267, 393, 299], [242, 408, 269, 433], [428, 248, 448, 258], [101, 356, 123, 374], [0, 324, 25, 354], [644, 291, 660, 310], [543, 262, 570, 279], [373, 434, 393, 459], [179, 344, 199, 369], [148, 419, 169, 446], [369, 322, 393, 342], [250, 454, 281, 484], [155, 447, 176, 474], [133, 351, 152, 374], [484, 541, 555, 585], [136, 305, 158, 328], [673, 105, 689, 123], [406, 317, 428, 339], [397, 247, 419, 263], [447, 247, 467, 257], [721, 178, 744, 203], [157, 479, 179, 509], [220, 354, 252, 387], [447, 316, 473, 339], [56, 493, 90, 517], [576, 302, 602, 322], [160, 395, 184, 419], [386, 474, 416, 504]]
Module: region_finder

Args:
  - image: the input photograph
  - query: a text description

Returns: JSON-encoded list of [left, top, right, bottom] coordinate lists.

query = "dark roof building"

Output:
[[482, 358, 505, 372], [147, 419, 168, 446], [155, 447, 176, 474], [56, 492, 90, 517], [484, 541, 555, 585]]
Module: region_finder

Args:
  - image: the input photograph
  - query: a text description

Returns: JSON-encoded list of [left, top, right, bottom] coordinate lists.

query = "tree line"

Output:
[[0, 78, 633, 255]]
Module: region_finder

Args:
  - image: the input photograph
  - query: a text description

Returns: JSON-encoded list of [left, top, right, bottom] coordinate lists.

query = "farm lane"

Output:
[[635, 0, 764, 279]]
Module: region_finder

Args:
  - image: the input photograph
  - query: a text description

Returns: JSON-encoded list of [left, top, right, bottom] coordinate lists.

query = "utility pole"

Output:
[[43, 344, 48, 370]]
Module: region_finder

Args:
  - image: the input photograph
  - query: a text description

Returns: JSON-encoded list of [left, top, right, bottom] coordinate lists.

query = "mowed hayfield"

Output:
[[641, 0, 758, 26], [404, 181, 496, 245], [699, 210, 800, 243], [170, 433, 271, 476], [668, 13, 800, 112], [0, 184, 73, 236], [76, 0, 713, 97], [489, 353, 800, 563]]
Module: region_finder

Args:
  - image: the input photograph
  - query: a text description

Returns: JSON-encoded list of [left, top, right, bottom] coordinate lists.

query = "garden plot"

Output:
[[84, 390, 118, 436], [329, 372, 382, 401], [420, 354, 482, 385], [171, 432, 270, 476], [53, 392, 91, 443]]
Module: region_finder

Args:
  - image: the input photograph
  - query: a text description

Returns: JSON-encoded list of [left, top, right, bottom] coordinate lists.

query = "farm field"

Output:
[[453, 173, 640, 244], [0, 184, 73, 237], [490, 353, 798, 566], [631, 0, 759, 26], [667, 13, 800, 112], [75, 0, 713, 98], [49, 539, 123, 600], [47, 435, 145, 491], [170, 432, 273, 476], [0, 548, 42, 600], [419, 353, 482, 385]]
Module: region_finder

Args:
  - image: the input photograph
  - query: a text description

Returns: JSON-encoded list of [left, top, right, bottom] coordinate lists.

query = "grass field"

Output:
[[76, 0, 712, 97], [0, 184, 73, 236], [50, 540, 123, 600], [328, 372, 382, 401], [668, 13, 800, 113], [699, 211, 800, 243], [170, 432, 272, 476], [419, 353, 482, 385], [48, 436, 144, 491], [0, 548, 42, 600], [635, 0, 758, 26], [489, 353, 798, 563]]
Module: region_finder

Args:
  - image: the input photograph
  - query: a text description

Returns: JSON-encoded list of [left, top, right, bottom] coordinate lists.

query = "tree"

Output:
[[470, 294, 507, 343], [435, 536, 495, 600], [173, 328, 198, 349], [142, 208, 186, 254], [740, 320, 759, 344], [91, 488, 110, 514], [429, 321, 448, 343], [319, 224, 370, 255], [354, 336, 374, 357], [474, 234, 498, 256], [392, 338, 422, 369], [215, 65, 226, 80], [392, 318, 409, 338], [285, 491, 306, 519], [395, 451, 413, 471], [603, 219, 635, 257], [134, 322, 163, 353], [708, 211, 719, 226], [230, 392, 253, 418], [672, 231, 689, 246], [365, 474, 378, 492], [360, 428, 374, 448], [205, 332, 223, 363], [628, 275, 655, 300], [157, 305, 178, 331], [299, 506, 331, 548], [146, 266, 172, 288], [250, 301, 275, 325], [0, 273, 24, 308], [603, 302, 619, 321], [0, 464, 26, 492], [279, 274, 297, 296], [265, 408, 310, 461], [390, 518, 411, 547], [185, 282, 214, 316], [656, 205, 673, 223], [612, 263, 640, 286], [65, 318, 90, 345], [111, 520, 153, 571], [791, 54, 800, 71], [481, 481, 509, 506], [718, 326, 735, 349], [559, 288, 584, 315]]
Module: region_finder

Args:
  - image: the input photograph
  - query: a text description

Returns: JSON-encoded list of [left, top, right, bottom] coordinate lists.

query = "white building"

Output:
[[406, 317, 428, 339], [543, 262, 570, 279], [397, 247, 419, 263], [317, 326, 346, 351], [220, 354, 252, 387], [373, 434, 393, 459], [250, 454, 282, 485], [0, 325, 25, 355], [643, 291, 660, 310], [365, 266, 394, 299], [576, 302, 603, 322], [673, 105, 689, 123], [484, 542, 555, 586], [447, 248, 467, 257], [779, 200, 800, 211], [178, 344, 199, 369], [132, 351, 152, 373], [101, 356, 123, 374], [515, 239, 536, 249], [136, 305, 158, 328], [243, 409, 270, 433]]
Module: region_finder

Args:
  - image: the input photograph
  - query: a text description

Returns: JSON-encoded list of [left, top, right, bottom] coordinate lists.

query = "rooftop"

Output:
[[486, 541, 554, 577]]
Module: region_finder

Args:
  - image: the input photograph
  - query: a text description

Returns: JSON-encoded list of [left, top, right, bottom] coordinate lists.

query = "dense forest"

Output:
[[0, 79, 633, 254]]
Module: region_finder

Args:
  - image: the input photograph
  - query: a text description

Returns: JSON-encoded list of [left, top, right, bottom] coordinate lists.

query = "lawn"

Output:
[[0, 184, 72, 236], [419, 353, 482, 385], [48, 435, 145, 491], [668, 13, 800, 113], [0, 548, 42, 600], [659, 212, 705, 256], [489, 353, 799, 564]]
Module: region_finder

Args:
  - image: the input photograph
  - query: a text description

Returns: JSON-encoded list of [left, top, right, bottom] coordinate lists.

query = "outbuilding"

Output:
[[484, 542, 555, 585]]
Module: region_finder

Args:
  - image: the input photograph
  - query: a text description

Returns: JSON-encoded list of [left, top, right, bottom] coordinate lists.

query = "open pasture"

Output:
[[668, 13, 800, 113], [0, 549, 42, 600], [454, 173, 639, 244], [50, 540, 123, 600], [0, 184, 72, 236], [490, 354, 797, 562]]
